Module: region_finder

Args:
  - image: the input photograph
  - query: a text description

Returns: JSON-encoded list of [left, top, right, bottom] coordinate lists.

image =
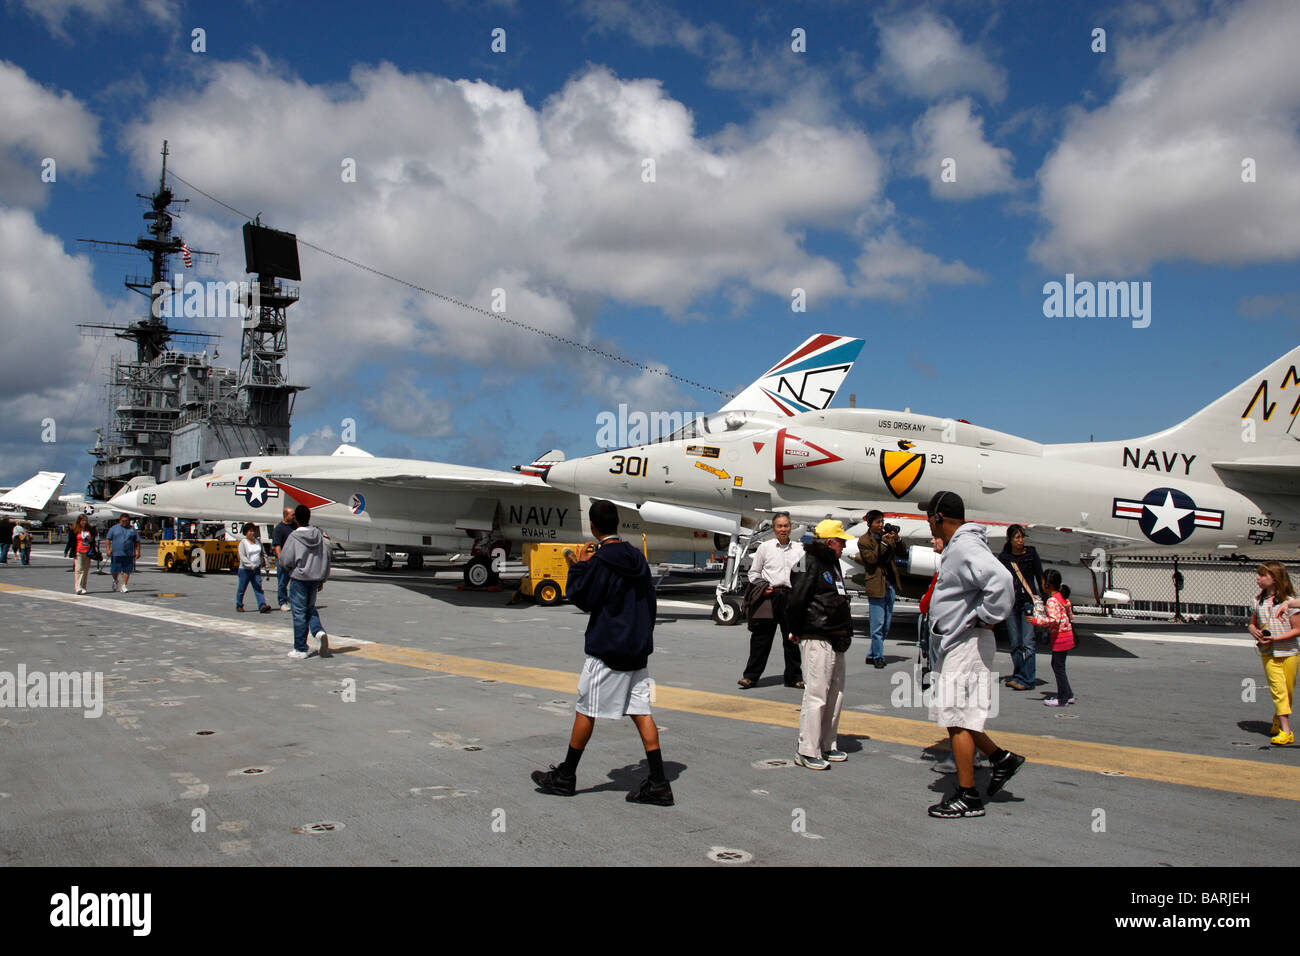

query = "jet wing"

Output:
[[1018, 524, 1142, 562], [347, 473, 547, 492], [0, 471, 65, 512]]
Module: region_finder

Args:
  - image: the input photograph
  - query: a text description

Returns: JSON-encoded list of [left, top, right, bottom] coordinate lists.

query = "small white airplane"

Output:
[[0, 472, 151, 527], [109, 335, 866, 586], [537, 341, 1300, 622]]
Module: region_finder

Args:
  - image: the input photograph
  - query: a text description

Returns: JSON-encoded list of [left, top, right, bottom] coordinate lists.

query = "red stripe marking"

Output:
[[268, 479, 334, 510], [768, 334, 837, 372]]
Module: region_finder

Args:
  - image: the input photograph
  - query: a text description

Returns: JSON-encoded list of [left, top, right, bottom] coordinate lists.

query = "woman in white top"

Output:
[[236, 523, 272, 613]]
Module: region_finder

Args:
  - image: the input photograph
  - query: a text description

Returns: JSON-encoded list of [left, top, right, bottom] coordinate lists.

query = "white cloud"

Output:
[[360, 369, 455, 438], [14, 0, 175, 37], [123, 60, 886, 399], [912, 98, 1017, 200], [0, 207, 129, 484], [289, 425, 338, 456], [852, 229, 985, 301], [874, 11, 1007, 103], [1032, 0, 1300, 272], [0, 59, 100, 206]]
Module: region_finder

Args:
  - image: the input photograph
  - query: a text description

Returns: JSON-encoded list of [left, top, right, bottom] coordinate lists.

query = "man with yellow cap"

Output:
[[786, 519, 855, 770]]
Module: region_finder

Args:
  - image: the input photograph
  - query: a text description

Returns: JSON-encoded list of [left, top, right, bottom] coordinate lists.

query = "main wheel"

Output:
[[374, 552, 393, 571], [535, 579, 563, 606], [406, 552, 424, 570], [711, 595, 742, 626], [464, 556, 492, 588]]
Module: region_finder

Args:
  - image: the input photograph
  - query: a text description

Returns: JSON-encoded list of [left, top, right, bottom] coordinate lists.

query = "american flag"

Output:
[[180, 240, 193, 268]]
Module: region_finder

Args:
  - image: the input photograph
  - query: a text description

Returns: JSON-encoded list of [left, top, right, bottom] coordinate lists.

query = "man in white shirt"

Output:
[[738, 513, 805, 689]]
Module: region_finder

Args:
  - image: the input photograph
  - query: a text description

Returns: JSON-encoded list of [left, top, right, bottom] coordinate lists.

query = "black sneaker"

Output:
[[626, 777, 674, 806], [531, 765, 576, 796], [987, 751, 1026, 797], [928, 788, 984, 818], [873, 657, 886, 669]]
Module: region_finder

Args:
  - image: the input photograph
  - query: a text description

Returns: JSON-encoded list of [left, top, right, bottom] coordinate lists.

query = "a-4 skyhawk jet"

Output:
[[538, 343, 1300, 622]]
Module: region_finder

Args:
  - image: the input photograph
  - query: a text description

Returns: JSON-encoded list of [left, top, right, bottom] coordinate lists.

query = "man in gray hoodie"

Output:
[[278, 505, 331, 659], [920, 491, 1024, 818]]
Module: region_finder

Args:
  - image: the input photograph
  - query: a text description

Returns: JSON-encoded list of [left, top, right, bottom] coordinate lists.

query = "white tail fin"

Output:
[[1154, 346, 1300, 459], [719, 333, 864, 416], [1050, 346, 1300, 487], [516, 449, 565, 478], [0, 471, 65, 512]]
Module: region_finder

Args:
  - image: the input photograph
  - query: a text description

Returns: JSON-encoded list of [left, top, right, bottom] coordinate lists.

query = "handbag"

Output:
[[1010, 561, 1045, 621]]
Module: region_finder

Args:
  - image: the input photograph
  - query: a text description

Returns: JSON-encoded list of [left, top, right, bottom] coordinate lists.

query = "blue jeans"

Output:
[[1, 541, 8, 562], [1007, 605, 1036, 685], [868, 583, 895, 660], [237, 567, 268, 610], [289, 579, 322, 652], [277, 564, 289, 607]]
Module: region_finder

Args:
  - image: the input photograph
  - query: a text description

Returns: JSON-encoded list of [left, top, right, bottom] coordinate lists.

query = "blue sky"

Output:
[[1, 0, 1298, 492]]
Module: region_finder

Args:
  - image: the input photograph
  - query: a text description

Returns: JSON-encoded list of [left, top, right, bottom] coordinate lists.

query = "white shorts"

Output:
[[929, 629, 999, 731], [575, 655, 652, 719]]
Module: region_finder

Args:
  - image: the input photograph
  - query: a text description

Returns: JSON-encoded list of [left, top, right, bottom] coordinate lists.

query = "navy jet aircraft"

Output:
[[111, 334, 866, 587], [1, 471, 150, 527], [539, 344, 1300, 621]]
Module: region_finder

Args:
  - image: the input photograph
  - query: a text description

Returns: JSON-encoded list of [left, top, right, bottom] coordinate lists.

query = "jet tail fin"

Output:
[[719, 333, 864, 416], [0, 471, 65, 512], [515, 449, 565, 479], [331, 444, 374, 457]]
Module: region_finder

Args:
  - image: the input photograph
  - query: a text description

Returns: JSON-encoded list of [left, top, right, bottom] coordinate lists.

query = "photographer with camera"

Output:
[[858, 510, 903, 669]]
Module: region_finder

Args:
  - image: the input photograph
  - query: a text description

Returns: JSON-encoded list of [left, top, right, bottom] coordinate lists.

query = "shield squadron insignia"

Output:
[[880, 449, 925, 499]]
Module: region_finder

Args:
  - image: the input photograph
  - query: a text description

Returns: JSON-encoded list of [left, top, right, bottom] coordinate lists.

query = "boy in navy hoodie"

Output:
[[531, 499, 673, 806]]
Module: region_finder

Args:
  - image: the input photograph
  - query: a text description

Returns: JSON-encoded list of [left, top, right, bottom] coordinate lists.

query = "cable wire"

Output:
[[167, 170, 732, 400]]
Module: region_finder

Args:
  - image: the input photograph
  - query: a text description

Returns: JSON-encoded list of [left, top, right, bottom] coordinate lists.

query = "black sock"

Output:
[[959, 784, 981, 799], [560, 746, 583, 776], [646, 748, 665, 783], [990, 748, 1009, 764]]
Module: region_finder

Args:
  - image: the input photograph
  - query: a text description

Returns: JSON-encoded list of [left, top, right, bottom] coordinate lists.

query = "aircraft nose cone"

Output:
[[110, 489, 141, 513], [544, 458, 579, 493]]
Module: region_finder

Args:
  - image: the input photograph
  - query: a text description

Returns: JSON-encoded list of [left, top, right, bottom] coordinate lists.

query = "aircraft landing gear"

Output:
[[374, 552, 393, 571], [463, 555, 500, 588], [406, 552, 424, 570], [712, 595, 742, 625]]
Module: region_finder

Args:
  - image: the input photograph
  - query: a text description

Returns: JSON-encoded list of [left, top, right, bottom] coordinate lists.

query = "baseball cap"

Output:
[[918, 490, 965, 521], [814, 519, 853, 541]]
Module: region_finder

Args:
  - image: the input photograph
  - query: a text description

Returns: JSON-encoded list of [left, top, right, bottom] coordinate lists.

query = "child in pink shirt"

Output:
[[1033, 570, 1074, 706]]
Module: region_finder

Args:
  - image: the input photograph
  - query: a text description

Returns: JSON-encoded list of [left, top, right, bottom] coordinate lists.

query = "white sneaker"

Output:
[[76, 588, 86, 595], [121, 585, 129, 593], [280, 604, 291, 612], [314, 631, 331, 658], [286, 649, 308, 659]]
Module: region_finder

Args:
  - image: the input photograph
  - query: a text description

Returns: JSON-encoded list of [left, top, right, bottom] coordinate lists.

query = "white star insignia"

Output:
[[1145, 491, 1192, 538]]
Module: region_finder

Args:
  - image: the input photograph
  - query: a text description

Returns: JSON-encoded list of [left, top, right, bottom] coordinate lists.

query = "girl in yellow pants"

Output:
[[1250, 562, 1300, 746]]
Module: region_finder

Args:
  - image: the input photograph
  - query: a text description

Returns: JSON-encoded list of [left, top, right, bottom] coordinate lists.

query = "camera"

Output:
[[883, 523, 900, 535]]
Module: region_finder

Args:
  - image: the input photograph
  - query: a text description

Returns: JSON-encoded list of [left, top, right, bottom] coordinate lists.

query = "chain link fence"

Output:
[[1104, 556, 1300, 626]]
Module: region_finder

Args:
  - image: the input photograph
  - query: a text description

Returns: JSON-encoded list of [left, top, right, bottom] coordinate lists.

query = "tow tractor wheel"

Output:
[[711, 595, 742, 626], [406, 552, 424, 570], [464, 555, 493, 588], [374, 552, 393, 571], [163, 553, 175, 571], [535, 579, 562, 606]]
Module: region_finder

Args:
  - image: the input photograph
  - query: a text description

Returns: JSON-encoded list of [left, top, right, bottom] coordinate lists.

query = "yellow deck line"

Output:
[[4, 581, 1297, 802]]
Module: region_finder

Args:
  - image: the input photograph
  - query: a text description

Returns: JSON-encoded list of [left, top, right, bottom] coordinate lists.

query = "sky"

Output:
[[1, 0, 1298, 493]]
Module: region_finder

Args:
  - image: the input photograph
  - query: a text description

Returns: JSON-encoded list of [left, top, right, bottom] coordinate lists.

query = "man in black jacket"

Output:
[[787, 520, 855, 770], [531, 499, 672, 806]]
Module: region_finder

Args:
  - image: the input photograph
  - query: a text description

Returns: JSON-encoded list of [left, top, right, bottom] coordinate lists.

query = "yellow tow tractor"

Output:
[[519, 536, 648, 607], [158, 537, 240, 573]]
